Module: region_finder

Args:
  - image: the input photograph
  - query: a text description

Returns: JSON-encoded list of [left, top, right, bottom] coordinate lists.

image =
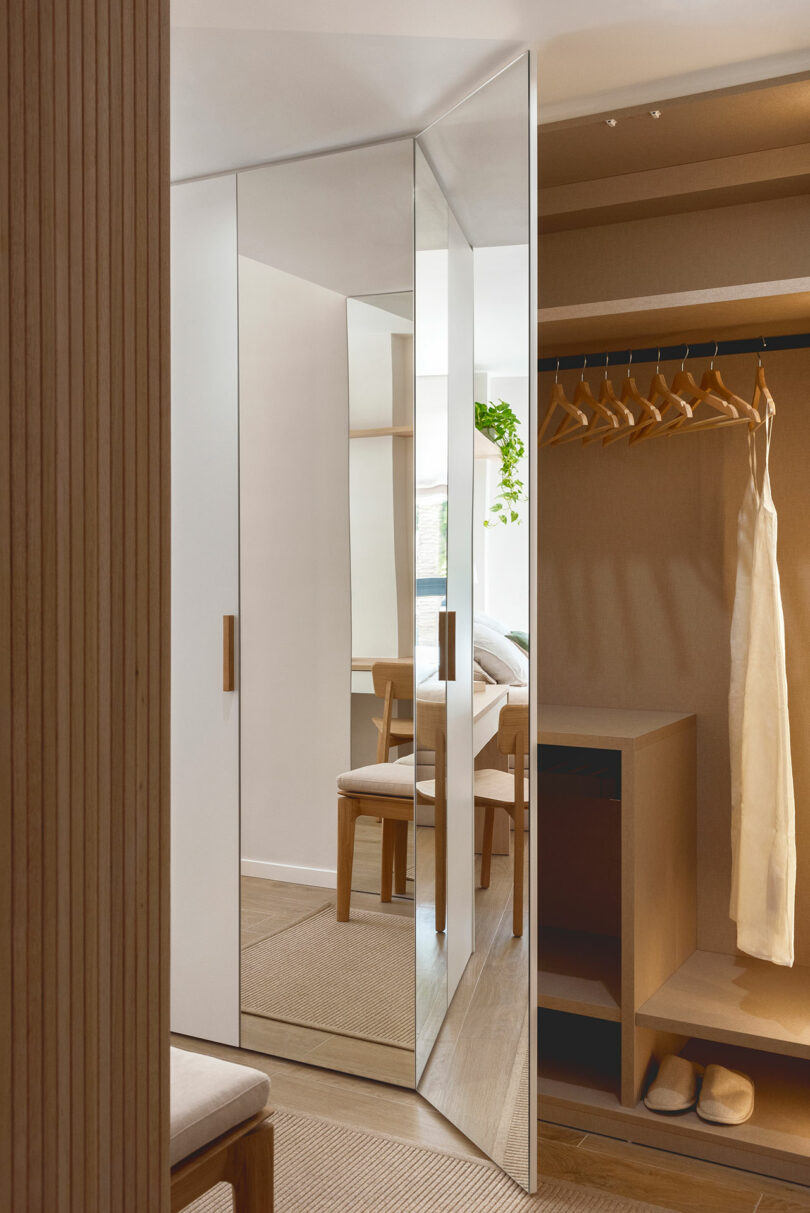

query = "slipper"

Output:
[[644, 1054, 704, 1113], [696, 1064, 755, 1125]]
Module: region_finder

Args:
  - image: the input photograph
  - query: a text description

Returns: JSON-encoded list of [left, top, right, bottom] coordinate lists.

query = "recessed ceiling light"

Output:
[[605, 118, 618, 128]]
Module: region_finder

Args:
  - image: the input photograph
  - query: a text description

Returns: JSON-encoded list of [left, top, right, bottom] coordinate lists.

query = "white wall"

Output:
[[171, 174, 240, 1044], [239, 255, 351, 888]]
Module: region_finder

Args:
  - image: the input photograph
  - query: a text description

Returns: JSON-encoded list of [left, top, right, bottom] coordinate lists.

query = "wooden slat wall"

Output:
[[1, 1, 170, 1209]]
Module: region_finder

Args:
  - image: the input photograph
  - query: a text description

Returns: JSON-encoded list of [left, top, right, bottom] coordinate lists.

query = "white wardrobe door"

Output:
[[170, 175, 240, 1044]]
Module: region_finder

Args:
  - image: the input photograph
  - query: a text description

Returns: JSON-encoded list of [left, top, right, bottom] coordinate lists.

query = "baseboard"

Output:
[[240, 858, 337, 889]]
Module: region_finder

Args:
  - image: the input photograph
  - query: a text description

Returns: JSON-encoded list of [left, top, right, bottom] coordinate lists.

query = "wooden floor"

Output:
[[171, 1032, 810, 1211]]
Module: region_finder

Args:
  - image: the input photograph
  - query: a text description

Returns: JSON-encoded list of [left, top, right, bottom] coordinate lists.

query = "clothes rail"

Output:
[[537, 332, 810, 374]]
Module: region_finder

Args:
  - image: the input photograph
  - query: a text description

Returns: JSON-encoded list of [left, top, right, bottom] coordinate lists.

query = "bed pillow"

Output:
[[474, 611, 510, 636], [474, 622, 528, 685], [506, 629, 529, 654], [473, 658, 495, 684]]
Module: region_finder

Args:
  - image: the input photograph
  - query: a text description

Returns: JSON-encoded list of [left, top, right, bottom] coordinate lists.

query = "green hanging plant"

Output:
[[475, 398, 526, 527]]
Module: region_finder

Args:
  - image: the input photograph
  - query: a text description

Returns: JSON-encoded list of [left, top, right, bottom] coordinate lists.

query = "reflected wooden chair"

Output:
[[477, 704, 529, 937], [372, 659, 414, 762], [336, 695, 446, 933]]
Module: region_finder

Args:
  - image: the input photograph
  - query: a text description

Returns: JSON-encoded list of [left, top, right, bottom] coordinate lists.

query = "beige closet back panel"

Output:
[[538, 348, 810, 966]]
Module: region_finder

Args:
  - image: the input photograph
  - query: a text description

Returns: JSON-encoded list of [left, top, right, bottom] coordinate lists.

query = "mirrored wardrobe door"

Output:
[[236, 139, 418, 1087], [414, 52, 537, 1192]]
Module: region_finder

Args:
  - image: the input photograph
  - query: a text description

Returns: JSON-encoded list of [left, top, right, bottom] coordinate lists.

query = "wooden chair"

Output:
[[371, 659, 414, 761], [170, 1048, 273, 1213], [337, 695, 446, 932], [477, 704, 529, 937]]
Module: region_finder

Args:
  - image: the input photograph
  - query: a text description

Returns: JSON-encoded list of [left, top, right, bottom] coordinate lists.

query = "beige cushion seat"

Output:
[[170, 1047, 271, 1166], [336, 763, 415, 799]]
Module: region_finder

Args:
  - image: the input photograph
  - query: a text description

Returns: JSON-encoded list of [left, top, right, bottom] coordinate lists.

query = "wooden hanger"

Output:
[[664, 346, 747, 436], [539, 361, 588, 447], [583, 356, 634, 444], [700, 343, 760, 427], [552, 358, 619, 445], [601, 352, 661, 445], [629, 350, 692, 444], [750, 339, 776, 430]]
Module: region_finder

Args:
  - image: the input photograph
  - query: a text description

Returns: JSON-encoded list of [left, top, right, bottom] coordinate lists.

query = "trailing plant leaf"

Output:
[[475, 398, 526, 528]]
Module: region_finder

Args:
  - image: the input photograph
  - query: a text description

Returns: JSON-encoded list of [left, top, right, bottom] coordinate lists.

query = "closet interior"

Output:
[[536, 73, 810, 1184]]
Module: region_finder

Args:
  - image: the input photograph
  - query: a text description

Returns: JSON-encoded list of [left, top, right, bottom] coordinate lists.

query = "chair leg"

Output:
[[229, 1120, 274, 1213], [434, 799, 446, 934], [337, 798, 358, 922], [512, 807, 524, 938], [480, 806, 495, 889], [380, 818, 395, 902], [393, 820, 408, 894]]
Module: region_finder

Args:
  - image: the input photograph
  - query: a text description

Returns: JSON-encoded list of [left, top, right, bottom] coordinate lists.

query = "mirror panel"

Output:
[[237, 140, 416, 1085], [415, 53, 535, 1190], [348, 292, 415, 896]]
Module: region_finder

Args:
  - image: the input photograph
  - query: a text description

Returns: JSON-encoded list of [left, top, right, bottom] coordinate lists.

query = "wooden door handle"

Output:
[[223, 615, 235, 691], [438, 610, 456, 682]]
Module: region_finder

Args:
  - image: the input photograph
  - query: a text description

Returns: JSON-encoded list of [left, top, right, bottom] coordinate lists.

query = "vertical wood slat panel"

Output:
[[1, 2, 170, 1210]]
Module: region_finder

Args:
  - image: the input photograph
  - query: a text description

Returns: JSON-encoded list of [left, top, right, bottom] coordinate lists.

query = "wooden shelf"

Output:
[[349, 426, 413, 438], [539, 1040, 810, 1184], [537, 277, 810, 352], [538, 703, 694, 751], [637, 949, 810, 1062], [538, 927, 620, 1022]]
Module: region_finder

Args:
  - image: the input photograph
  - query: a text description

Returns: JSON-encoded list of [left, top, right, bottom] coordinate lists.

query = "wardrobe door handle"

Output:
[[223, 615, 235, 691], [438, 610, 456, 682]]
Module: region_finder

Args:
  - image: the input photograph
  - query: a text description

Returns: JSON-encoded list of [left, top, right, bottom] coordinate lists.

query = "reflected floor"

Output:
[[240, 818, 441, 1091], [418, 834, 530, 1182]]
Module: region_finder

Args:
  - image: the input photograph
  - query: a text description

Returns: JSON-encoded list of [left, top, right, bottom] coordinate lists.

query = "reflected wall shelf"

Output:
[[537, 277, 810, 352], [474, 428, 501, 460], [350, 425, 413, 438]]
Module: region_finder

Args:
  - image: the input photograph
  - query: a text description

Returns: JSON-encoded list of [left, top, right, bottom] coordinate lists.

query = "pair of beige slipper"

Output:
[[644, 1055, 754, 1125]]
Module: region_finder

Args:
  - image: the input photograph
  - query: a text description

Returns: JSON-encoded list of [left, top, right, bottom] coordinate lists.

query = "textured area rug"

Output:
[[241, 906, 415, 1049], [186, 1110, 674, 1213]]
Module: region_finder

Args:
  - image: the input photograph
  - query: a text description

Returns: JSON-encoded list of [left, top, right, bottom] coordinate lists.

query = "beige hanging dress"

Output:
[[729, 417, 796, 966]]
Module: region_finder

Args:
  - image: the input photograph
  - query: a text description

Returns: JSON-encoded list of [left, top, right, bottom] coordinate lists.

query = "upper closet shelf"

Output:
[[350, 426, 413, 438], [637, 949, 810, 1061], [537, 277, 810, 352]]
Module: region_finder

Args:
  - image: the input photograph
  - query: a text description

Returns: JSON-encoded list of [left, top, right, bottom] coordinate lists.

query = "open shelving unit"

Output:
[[535, 704, 810, 1186]]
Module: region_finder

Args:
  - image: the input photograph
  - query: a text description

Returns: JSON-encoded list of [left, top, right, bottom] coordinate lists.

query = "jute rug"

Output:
[[241, 906, 415, 1049], [186, 1109, 675, 1213]]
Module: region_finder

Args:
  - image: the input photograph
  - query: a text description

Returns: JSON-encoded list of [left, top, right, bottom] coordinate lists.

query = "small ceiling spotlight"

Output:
[[605, 117, 618, 128], [648, 109, 662, 119]]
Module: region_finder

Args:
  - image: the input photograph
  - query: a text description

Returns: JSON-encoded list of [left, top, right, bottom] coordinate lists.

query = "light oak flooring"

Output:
[[171, 1033, 810, 1210]]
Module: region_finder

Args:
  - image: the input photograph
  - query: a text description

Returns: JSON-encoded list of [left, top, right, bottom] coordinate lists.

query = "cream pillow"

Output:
[[474, 622, 528, 685]]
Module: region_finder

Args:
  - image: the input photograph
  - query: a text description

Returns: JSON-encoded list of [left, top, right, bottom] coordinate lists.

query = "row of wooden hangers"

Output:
[[539, 344, 777, 449]]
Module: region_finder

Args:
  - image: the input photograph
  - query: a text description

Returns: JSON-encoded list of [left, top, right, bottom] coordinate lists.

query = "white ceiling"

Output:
[[171, 0, 810, 181]]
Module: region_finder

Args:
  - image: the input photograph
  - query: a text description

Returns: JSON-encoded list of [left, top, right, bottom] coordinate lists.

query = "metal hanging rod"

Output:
[[537, 332, 810, 374]]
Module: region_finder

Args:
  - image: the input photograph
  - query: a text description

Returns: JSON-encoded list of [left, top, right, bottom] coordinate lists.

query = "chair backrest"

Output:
[[498, 703, 529, 810], [415, 693, 446, 807], [497, 703, 528, 757], [371, 659, 413, 702]]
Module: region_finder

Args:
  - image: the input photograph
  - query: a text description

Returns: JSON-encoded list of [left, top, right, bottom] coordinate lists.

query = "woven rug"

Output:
[[241, 906, 415, 1049], [186, 1109, 674, 1213]]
